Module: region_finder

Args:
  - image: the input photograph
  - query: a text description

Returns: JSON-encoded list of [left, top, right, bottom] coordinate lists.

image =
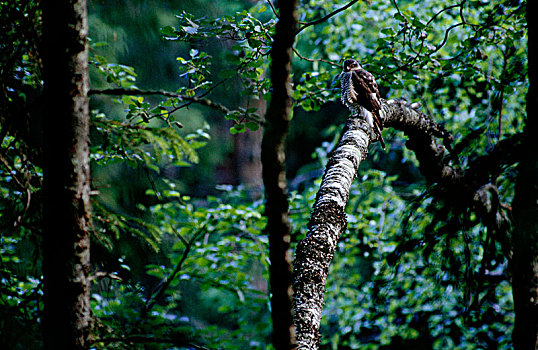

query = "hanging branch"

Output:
[[292, 47, 340, 67]]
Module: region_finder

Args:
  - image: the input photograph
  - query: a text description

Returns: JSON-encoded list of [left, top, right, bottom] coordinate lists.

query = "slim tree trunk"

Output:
[[511, 2, 538, 348], [41, 1, 92, 349], [260, 1, 298, 348]]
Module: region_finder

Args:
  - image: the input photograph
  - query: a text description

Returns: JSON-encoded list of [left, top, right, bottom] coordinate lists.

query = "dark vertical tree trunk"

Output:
[[40, 1, 92, 349], [511, 2, 538, 349], [260, 1, 298, 349]]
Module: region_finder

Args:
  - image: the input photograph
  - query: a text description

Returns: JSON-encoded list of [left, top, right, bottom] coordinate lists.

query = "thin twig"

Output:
[[387, 0, 469, 75], [295, 0, 360, 36], [391, 0, 404, 20], [0, 153, 26, 189], [143, 165, 162, 202], [430, 22, 465, 54], [267, 0, 279, 18], [292, 47, 340, 67], [425, 2, 463, 27]]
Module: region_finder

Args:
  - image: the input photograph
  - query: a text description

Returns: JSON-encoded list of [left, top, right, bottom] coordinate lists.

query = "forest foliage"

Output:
[[0, 0, 528, 349]]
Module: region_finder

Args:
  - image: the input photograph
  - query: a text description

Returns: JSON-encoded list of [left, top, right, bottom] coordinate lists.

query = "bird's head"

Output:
[[343, 59, 361, 72]]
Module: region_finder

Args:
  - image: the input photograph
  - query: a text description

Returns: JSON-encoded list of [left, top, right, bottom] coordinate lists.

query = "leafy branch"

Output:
[[89, 87, 231, 115], [142, 223, 207, 315]]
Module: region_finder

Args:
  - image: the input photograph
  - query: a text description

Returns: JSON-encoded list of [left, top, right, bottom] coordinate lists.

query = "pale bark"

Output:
[[293, 115, 370, 349]]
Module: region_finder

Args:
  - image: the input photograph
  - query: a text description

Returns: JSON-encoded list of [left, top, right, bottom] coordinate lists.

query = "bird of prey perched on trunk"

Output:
[[340, 58, 385, 149]]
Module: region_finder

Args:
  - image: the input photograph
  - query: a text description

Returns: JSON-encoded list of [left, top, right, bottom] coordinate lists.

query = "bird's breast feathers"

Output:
[[341, 72, 358, 106]]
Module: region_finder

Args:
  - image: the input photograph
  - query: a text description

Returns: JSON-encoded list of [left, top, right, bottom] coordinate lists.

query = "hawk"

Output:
[[340, 59, 385, 149]]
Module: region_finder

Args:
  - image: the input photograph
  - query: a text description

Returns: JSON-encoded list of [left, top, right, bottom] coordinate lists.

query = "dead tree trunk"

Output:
[[41, 1, 92, 349], [260, 0, 298, 349], [293, 115, 369, 349], [293, 101, 454, 349]]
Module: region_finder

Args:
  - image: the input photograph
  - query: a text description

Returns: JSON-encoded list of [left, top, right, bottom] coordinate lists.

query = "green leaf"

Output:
[[411, 17, 425, 29], [245, 122, 260, 131], [381, 27, 394, 35], [160, 25, 176, 37], [218, 303, 232, 313], [230, 123, 245, 134]]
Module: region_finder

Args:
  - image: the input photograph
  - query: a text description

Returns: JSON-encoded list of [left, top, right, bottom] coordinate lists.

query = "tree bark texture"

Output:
[[511, 2, 538, 348], [260, 0, 298, 349], [41, 1, 92, 349], [293, 115, 370, 349]]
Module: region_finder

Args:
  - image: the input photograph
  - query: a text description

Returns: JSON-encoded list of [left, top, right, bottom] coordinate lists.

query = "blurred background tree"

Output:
[[0, 0, 529, 349]]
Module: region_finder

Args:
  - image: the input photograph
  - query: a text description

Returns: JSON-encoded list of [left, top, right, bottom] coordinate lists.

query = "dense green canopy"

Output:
[[0, 0, 528, 349]]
